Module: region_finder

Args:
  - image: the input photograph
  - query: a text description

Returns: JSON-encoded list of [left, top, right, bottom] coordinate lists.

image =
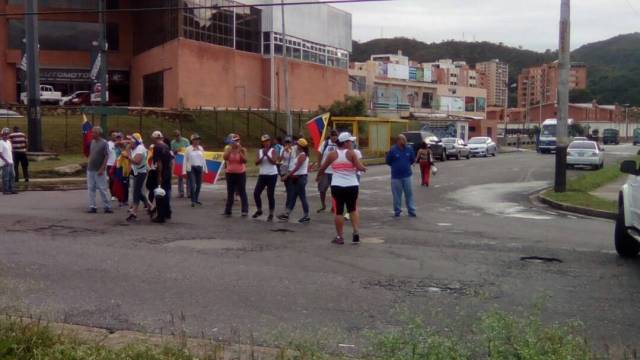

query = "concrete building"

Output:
[[0, 0, 352, 110], [475, 59, 508, 107], [517, 61, 587, 108]]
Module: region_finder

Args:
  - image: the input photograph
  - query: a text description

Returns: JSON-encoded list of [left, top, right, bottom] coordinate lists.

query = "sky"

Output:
[[332, 0, 640, 51]]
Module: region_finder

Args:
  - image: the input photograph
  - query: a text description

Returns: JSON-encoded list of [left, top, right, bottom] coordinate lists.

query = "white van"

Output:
[[538, 118, 574, 153]]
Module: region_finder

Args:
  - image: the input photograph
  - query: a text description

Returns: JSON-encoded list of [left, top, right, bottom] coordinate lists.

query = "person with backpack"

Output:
[[253, 134, 279, 221], [315, 129, 338, 213]]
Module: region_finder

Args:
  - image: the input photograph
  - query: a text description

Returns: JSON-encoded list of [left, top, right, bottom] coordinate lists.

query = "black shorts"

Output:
[[331, 185, 359, 216]]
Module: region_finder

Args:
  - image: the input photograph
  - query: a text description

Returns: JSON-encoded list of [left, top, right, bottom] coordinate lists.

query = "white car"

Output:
[[615, 160, 640, 257], [20, 85, 62, 105], [566, 141, 604, 169], [468, 137, 497, 157]]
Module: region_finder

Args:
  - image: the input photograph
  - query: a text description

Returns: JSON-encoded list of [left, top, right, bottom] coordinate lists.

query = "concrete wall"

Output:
[[130, 39, 180, 108]]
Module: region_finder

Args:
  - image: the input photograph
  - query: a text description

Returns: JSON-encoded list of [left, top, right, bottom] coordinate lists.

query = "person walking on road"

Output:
[[184, 133, 207, 207], [0, 128, 16, 195], [278, 138, 311, 223], [253, 134, 279, 221], [223, 133, 249, 217], [86, 126, 112, 213], [9, 126, 28, 183], [386, 134, 416, 217], [151, 131, 174, 223], [315, 129, 338, 213], [416, 142, 433, 187], [126, 133, 150, 221], [106, 130, 118, 200], [279, 136, 295, 210], [317, 132, 367, 244], [171, 130, 190, 198]]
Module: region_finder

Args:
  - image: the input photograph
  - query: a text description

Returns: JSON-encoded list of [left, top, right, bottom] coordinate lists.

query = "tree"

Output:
[[569, 89, 595, 103], [569, 123, 586, 137], [319, 96, 367, 117]]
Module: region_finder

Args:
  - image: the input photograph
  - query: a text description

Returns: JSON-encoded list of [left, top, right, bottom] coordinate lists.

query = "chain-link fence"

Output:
[[0, 105, 317, 154]]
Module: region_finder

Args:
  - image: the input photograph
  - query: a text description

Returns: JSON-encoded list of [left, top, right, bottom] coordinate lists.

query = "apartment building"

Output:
[[475, 59, 508, 108], [517, 61, 587, 108]]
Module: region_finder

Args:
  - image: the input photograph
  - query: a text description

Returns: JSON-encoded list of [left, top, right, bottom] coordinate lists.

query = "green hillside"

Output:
[[352, 33, 640, 106]]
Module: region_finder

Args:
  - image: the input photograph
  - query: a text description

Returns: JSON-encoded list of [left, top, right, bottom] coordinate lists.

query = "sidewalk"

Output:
[[590, 175, 628, 202]]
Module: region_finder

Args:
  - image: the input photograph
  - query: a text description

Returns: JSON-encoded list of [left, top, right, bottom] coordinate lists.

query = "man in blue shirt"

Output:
[[386, 134, 416, 217]]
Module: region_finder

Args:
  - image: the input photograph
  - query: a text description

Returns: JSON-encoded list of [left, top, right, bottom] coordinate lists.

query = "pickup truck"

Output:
[[615, 160, 640, 257], [20, 85, 62, 105]]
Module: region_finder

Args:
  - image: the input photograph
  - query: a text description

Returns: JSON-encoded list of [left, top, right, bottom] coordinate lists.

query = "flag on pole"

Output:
[[81, 114, 93, 157], [17, 54, 27, 72], [305, 113, 330, 152], [90, 53, 102, 81]]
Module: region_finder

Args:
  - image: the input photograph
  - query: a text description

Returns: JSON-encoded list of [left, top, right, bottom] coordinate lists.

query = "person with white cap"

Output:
[[253, 134, 279, 221], [0, 128, 17, 195], [223, 133, 249, 217], [126, 133, 150, 221], [151, 130, 174, 223], [278, 138, 311, 223], [317, 132, 367, 244]]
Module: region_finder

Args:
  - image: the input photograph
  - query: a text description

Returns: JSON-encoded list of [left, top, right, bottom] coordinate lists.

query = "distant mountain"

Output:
[[352, 33, 640, 106]]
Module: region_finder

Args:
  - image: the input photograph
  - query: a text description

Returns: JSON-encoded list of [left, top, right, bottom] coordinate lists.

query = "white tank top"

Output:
[[258, 148, 278, 175], [331, 149, 358, 187], [291, 152, 309, 176]]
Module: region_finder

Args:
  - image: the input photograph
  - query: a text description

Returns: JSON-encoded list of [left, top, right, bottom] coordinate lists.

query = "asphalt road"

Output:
[[1, 144, 639, 350]]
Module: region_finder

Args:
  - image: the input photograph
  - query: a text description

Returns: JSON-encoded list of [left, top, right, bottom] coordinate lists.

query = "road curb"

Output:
[[9, 316, 297, 359], [536, 191, 617, 220]]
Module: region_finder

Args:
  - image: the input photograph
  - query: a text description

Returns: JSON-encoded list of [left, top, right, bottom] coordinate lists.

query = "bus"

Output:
[[538, 118, 574, 153]]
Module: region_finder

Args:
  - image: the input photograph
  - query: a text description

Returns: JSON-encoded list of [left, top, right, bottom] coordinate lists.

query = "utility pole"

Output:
[[624, 104, 630, 140], [25, 0, 42, 152], [555, 0, 570, 193], [98, 0, 108, 129], [280, 0, 292, 136]]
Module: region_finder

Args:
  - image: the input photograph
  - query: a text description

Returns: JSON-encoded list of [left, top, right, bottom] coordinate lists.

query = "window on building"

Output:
[[421, 92, 433, 109], [143, 71, 164, 108], [9, 0, 98, 8], [106, 22, 119, 51], [9, 20, 104, 51], [132, 0, 179, 55]]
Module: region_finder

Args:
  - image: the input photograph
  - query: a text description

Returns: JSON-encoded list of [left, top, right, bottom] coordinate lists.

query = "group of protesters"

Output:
[[85, 126, 370, 244], [0, 126, 30, 195]]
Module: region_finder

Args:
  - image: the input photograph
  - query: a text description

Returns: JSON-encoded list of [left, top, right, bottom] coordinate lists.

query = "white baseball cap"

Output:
[[151, 130, 164, 139], [338, 132, 356, 143]]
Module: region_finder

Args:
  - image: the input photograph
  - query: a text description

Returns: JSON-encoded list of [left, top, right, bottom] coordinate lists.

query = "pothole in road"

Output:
[[362, 279, 471, 296], [165, 239, 248, 250], [520, 256, 563, 264], [270, 228, 295, 233]]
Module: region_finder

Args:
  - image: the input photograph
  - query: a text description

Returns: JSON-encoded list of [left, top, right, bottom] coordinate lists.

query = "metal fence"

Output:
[[0, 105, 317, 154]]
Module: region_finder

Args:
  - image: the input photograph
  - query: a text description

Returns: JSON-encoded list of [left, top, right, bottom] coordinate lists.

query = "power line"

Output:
[[624, 0, 640, 15], [0, 0, 388, 17]]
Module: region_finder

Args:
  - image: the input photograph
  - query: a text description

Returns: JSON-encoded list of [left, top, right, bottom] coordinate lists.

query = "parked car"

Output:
[[441, 138, 470, 160], [400, 131, 447, 161], [566, 140, 604, 169], [468, 137, 497, 157], [20, 85, 62, 105], [602, 128, 620, 145], [573, 137, 588, 141], [60, 91, 91, 106], [633, 128, 640, 146], [615, 160, 640, 257]]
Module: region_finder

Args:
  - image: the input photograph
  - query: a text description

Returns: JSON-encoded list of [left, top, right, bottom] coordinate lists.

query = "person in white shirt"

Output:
[[127, 133, 150, 221], [183, 134, 208, 207], [278, 138, 311, 223], [252, 134, 279, 221], [0, 128, 16, 195], [315, 130, 339, 213], [106, 131, 118, 200]]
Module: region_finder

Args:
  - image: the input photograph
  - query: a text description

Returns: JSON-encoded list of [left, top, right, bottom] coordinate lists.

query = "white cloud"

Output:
[[333, 0, 640, 51]]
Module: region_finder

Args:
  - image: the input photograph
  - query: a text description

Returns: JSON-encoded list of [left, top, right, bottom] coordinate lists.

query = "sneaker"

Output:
[[87, 208, 97, 214], [298, 216, 311, 224], [126, 213, 137, 222], [241, 212, 248, 217], [267, 214, 274, 222], [331, 236, 345, 245], [111, 196, 117, 201], [344, 213, 350, 221], [316, 206, 326, 213], [104, 208, 113, 214], [277, 213, 289, 221], [252, 210, 263, 219], [352, 233, 360, 244], [195, 201, 202, 206]]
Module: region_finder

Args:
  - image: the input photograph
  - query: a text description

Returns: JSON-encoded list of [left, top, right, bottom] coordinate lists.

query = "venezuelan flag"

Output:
[[203, 151, 224, 184], [305, 113, 330, 152], [81, 113, 93, 157], [173, 153, 185, 178]]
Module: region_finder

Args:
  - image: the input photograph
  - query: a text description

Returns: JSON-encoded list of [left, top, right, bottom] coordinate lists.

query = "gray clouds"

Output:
[[333, 0, 640, 51]]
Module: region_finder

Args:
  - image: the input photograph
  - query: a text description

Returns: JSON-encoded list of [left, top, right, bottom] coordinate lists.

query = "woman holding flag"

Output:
[[183, 134, 207, 207]]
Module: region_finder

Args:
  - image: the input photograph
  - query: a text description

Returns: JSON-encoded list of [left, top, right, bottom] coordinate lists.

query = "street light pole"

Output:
[[98, 0, 108, 130], [280, 0, 292, 136], [555, 0, 570, 193], [25, 0, 42, 152]]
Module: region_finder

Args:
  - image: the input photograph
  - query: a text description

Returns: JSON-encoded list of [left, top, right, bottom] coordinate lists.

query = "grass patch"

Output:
[[2, 306, 634, 359], [28, 154, 87, 178], [543, 158, 639, 213]]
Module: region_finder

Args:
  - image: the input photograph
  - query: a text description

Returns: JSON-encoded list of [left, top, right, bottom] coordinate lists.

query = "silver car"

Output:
[[468, 137, 497, 157], [441, 138, 471, 160], [567, 140, 604, 169]]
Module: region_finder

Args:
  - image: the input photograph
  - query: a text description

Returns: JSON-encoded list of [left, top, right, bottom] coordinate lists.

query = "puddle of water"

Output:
[[165, 239, 247, 250]]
